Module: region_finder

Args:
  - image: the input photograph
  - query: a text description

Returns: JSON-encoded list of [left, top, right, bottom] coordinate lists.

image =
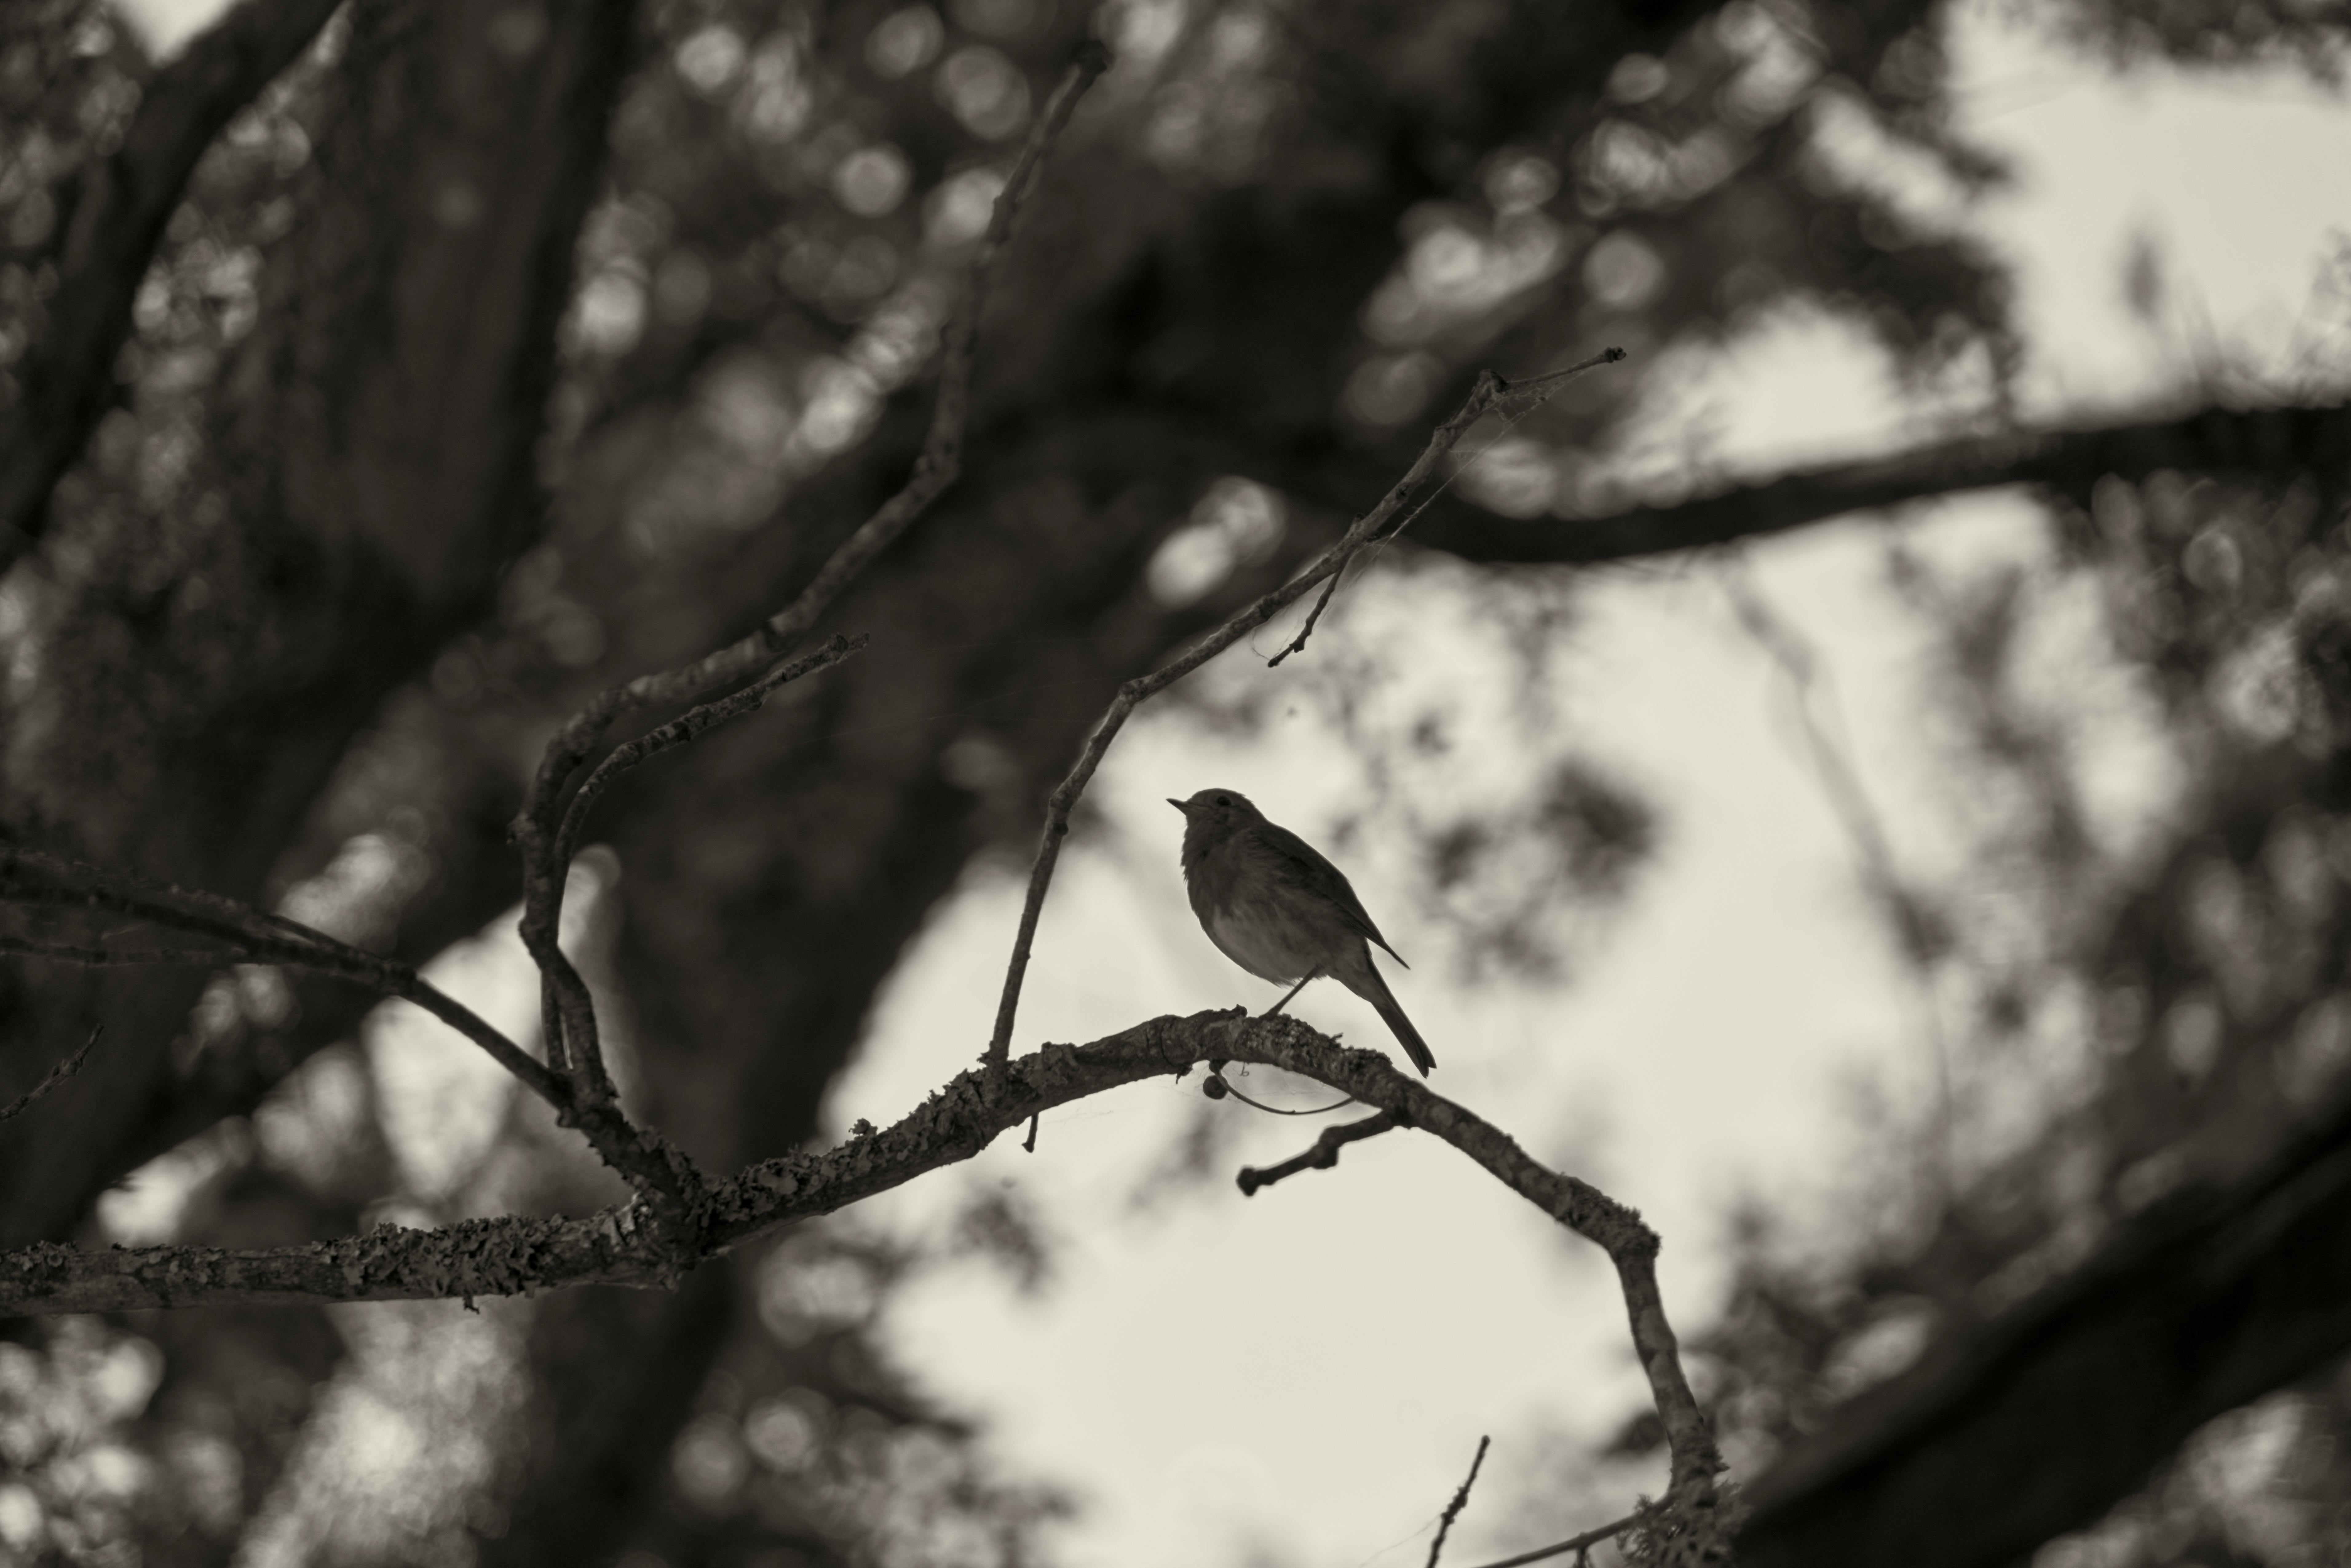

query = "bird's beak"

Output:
[[1166, 798, 1185, 813]]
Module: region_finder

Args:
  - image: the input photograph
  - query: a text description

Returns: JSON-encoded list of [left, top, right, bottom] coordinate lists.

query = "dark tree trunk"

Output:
[[0, 0, 637, 1246]]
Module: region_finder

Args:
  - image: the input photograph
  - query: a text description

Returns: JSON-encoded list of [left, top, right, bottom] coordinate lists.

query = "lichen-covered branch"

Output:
[[0, 1007, 1714, 1517]]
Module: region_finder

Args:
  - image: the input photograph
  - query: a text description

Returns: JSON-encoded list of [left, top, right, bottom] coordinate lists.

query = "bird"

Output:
[[1168, 787, 1435, 1075]]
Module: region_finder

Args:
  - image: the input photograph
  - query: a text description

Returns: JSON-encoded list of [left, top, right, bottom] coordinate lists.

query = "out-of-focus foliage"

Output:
[[1584, 456, 2351, 1558], [0, 0, 2344, 1559]]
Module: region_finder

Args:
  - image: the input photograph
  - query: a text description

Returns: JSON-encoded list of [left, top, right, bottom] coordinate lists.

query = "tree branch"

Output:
[[983, 351, 1627, 1071], [1235, 1109, 1399, 1194], [1418, 398, 2351, 568], [0, 0, 344, 566], [0, 1007, 1715, 1516], [513, 41, 1112, 1111], [0, 848, 701, 1200]]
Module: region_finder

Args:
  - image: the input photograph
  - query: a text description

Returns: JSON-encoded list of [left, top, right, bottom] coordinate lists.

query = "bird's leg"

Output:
[[1262, 970, 1320, 1018]]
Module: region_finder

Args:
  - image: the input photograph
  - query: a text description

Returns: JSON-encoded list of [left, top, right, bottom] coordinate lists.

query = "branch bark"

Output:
[[0, 0, 638, 1250], [0, 0, 343, 566], [0, 1009, 1716, 1506]]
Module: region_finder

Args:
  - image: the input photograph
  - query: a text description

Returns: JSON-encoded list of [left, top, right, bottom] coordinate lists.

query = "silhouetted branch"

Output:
[[515, 42, 1112, 1108], [1419, 398, 2351, 568], [1427, 1435, 1491, 1568], [1235, 1109, 1399, 1194], [0, 0, 343, 567], [1267, 351, 1624, 669], [31, 1003, 1704, 1510], [0, 1026, 99, 1125], [983, 350, 1628, 1072], [0, 1007, 1707, 1514]]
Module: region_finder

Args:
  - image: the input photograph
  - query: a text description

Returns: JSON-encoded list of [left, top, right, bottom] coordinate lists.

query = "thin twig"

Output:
[[1235, 1109, 1398, 1194], [982, 348, 1625, 1072], [1266, 349, 1625, 668], [1, 843, 351, 957], [0, 911, 555, 1106], [0, 1026, 100, 1125], [0, 866, 700, 1197], [1427, 1435, 1491, 1568], [1270, 565, 1349, 668], [550, 634, 870, 888], [515, 41, 1112, 1101], [1462, 1510, 1641, 1568], [0, 935, 239, 968]]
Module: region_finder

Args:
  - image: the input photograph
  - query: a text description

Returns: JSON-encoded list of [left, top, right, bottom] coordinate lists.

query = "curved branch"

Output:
[[0, 0, 344, 565], [0, 1000, 1727, 1543], [0, 1010, 1708, 1486]]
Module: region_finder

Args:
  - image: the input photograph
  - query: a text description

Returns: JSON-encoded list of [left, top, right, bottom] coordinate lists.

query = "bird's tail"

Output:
[[1343, 951, 1436, 1075]]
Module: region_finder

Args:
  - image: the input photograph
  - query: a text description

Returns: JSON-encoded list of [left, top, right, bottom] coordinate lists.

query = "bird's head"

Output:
[[1167, 788, 1265, 841]]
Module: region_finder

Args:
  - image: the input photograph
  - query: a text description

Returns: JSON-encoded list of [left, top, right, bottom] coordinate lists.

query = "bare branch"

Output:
[[0, 1026, 100, 1125], [0, 1003, 1720, 1535], [514, 42, 1112, 1106], [983, 350, 1627, 1071], [1427, 1435, 1491, 1568], [0, 0, 344, 566], [1267, 350, 1625, 668], [1235, 1109, 1399, 1194]]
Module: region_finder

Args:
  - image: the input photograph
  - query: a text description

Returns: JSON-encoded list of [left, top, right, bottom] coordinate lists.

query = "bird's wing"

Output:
[[1250, 823, 1407, 965]]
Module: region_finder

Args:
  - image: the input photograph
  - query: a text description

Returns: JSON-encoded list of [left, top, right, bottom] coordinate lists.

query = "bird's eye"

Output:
[[1215, 794, 1230, 807]]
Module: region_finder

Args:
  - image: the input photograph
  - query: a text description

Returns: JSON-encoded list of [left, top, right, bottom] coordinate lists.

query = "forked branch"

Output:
[[514, 41, 1113, 1111]]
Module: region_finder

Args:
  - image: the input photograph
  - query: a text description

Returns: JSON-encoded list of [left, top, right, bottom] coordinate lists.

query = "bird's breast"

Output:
[[1205, 898, 1324, 985]]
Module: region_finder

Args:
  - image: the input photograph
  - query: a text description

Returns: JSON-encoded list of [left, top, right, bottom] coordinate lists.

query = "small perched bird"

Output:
[[1169, 787, 1435, 1075]]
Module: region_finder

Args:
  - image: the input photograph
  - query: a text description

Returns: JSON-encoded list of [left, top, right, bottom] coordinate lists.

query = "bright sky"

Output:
[[96, 1, 2351, 1564]]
